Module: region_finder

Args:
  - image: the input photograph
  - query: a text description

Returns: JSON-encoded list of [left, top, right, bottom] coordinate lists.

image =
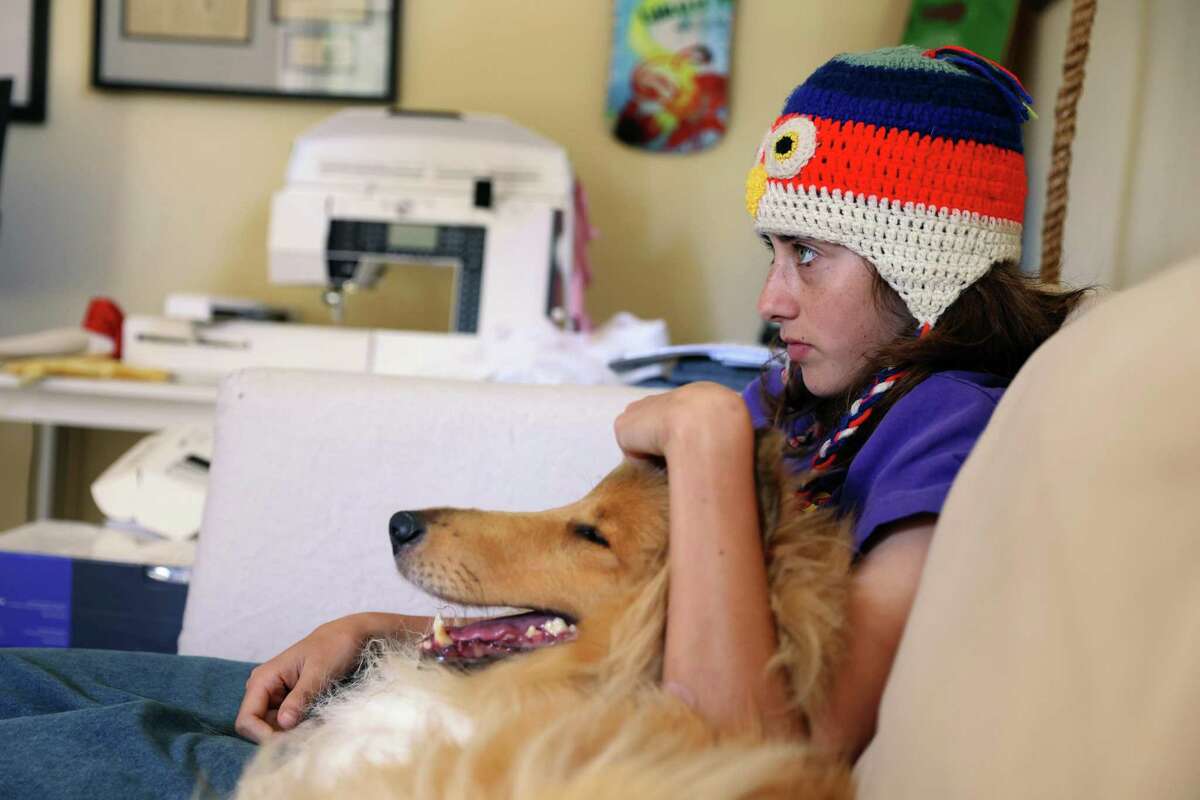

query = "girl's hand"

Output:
[[614, 382, 750, 461], [234, 612, 424, 743]]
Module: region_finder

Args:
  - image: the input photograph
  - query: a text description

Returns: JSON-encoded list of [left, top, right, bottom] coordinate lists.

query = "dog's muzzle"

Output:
[[389, 510, 426, 553]]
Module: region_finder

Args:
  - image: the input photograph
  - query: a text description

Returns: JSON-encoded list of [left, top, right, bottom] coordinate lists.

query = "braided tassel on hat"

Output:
[[797, 363, 909, 512]]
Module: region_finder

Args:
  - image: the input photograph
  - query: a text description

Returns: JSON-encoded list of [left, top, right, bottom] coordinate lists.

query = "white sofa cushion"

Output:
[[178, 369, 653, 662], [856, 256, 1200, 798]]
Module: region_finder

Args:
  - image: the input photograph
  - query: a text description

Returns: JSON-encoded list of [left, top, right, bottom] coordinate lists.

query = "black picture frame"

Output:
[[92, 0, 400, 104], [2, 0, 50, 123]]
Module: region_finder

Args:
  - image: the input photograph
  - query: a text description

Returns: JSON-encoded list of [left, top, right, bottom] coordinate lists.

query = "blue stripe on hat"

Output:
[[782, 60, 1025, 152]]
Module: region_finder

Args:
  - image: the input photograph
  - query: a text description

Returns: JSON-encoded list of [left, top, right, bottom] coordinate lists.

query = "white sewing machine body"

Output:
[[124, 109, 577, 381], [271, 109, 576, 333]]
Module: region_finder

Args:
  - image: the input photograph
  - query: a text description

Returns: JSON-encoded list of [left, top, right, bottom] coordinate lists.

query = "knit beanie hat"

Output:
[[745, 45, 1033, 331]]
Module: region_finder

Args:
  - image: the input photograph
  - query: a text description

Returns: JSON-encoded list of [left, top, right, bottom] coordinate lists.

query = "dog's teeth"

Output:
[[542, 618, 568, 637], [432, 614, 453, 647], [524, 625, 538, 638]]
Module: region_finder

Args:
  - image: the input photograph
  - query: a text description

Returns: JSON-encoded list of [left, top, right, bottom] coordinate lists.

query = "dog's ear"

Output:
[[752, 429, 790, 540]]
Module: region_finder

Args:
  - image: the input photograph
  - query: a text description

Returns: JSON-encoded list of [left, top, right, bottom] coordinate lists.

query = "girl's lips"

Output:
[[786, 341, 813, 361]]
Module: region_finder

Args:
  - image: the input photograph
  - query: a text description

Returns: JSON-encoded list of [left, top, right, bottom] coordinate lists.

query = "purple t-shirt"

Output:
[[742, 369, 1007, 552]]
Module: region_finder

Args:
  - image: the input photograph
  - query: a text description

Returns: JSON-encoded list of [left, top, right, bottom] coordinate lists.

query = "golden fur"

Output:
[[235, 432, 854, 799]]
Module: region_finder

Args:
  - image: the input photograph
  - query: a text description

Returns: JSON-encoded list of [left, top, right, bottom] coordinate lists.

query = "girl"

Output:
[[242, 45, 1086, 760], [615, 44, 1088, 757]]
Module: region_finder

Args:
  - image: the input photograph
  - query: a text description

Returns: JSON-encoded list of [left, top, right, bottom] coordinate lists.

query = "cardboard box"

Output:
[[0, 521, 192, 652]]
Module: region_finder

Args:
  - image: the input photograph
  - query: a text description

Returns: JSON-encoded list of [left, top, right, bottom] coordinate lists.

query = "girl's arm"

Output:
[[616, 383, 936, 756], [615, 383, 798, 734], [809, 518, 934, 758], [236, 612, 430, 742]]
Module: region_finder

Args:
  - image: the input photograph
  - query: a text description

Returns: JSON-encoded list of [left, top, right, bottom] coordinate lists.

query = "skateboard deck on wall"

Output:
[[605, 0, 734, 154]]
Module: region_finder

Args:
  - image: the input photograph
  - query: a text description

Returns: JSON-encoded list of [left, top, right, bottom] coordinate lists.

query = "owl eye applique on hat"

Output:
[[764, 115, 817, 179], [745, 114, 817, 217]]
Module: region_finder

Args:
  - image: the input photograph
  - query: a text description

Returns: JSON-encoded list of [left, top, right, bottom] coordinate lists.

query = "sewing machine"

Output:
[[123, 109, 579, 381]]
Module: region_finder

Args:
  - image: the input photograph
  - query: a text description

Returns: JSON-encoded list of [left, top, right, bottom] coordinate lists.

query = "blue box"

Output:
[[0, 550, 188, 652]]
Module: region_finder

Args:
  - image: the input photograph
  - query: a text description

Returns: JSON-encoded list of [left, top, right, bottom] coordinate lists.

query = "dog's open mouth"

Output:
[[420, 611, 577, 663]]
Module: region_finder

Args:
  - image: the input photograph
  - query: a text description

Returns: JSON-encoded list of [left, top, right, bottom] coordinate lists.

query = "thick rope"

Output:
[[1040, 0, 1098, 285]]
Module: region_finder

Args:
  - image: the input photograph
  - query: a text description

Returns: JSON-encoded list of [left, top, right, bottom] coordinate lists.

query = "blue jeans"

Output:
[[0, 648, 257, 799]]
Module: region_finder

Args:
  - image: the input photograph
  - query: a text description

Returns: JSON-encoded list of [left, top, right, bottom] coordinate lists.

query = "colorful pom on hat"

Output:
[[745, 45, 1033, 329]]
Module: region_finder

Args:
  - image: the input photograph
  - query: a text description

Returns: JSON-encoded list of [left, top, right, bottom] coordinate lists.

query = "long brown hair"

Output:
[[761, 260, 1091, 470]]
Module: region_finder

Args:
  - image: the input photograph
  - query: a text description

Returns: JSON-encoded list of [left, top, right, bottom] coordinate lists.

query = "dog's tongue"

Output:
[[420, 612, 576, 663]]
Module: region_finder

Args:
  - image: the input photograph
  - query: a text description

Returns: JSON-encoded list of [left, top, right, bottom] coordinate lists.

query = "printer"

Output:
[[123, 109, 582, 381]]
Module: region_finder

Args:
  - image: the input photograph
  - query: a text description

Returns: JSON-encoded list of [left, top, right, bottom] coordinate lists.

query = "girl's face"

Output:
[[756, 234, 907, 398]]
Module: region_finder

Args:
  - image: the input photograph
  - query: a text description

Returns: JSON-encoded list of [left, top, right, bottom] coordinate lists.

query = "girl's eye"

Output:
[[758, 235, 817, 265]]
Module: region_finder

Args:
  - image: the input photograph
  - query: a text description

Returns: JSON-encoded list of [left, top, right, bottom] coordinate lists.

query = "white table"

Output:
[[0, 374, 218, 518]]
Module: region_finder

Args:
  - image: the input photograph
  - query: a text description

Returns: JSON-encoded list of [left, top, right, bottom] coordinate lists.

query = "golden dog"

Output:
[[236, 432, 854, 799]]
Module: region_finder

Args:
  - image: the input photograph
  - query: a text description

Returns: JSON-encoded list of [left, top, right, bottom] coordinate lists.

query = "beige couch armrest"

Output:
[[857, 257, 1200, 799]]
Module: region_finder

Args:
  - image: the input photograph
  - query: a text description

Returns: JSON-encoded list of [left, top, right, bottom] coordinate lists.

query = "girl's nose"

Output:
[[757, 266, 798, 322]]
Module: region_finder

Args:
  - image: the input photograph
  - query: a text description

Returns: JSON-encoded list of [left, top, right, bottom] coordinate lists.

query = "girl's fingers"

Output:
[[234, 679, 279, 743], [276, 664, 327, 729]]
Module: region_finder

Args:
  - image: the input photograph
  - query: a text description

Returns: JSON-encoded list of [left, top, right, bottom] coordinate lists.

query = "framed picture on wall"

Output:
[[0, 0, 51, 123], [92, 0, 400, 103]]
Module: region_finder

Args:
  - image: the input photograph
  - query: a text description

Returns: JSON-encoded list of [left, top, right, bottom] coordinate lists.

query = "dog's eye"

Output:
[[572, 523, 610, 548]]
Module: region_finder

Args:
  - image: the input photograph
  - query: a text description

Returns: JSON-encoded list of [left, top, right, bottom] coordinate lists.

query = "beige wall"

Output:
[[0, 2, 910, 526], [0, 423, 32, 530], [1018, 0, 1200, 289]]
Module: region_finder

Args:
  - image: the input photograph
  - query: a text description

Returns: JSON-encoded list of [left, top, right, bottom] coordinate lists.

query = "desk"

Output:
[[0, 375, 217, 518]]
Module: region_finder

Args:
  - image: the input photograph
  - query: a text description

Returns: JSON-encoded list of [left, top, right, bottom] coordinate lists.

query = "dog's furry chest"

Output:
[[270, 669, 475, 791]]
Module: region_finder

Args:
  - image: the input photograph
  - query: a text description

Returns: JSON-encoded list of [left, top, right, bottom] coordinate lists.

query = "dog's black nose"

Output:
[[389, 511, 425, 552]]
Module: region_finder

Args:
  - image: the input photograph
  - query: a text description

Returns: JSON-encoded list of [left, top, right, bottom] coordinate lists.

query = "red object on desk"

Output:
[[82, 297, 124, 358]]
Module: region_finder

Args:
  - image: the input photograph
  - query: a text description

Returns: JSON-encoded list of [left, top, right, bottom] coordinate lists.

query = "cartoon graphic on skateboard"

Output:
[[606, 0, 734, 153]]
